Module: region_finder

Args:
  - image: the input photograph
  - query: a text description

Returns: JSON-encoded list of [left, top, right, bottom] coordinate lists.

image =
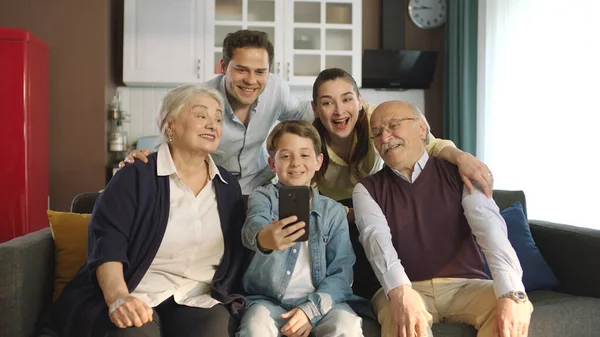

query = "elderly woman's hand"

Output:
[[118, 148, 151, 168], [108, 295, 153, 328]]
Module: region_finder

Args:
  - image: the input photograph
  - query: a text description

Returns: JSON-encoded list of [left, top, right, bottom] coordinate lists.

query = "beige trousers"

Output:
[[372, 278, 497, 337]]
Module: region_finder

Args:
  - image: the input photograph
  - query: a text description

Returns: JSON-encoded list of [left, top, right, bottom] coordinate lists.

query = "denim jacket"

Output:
[[241, 184, 356, 325]]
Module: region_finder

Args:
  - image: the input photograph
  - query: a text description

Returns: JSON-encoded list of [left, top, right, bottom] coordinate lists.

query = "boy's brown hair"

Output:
[[266, 120, 322, 158]]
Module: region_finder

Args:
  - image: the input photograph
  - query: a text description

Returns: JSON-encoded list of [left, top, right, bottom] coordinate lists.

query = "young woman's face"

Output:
[[313, 78, 362, 141]]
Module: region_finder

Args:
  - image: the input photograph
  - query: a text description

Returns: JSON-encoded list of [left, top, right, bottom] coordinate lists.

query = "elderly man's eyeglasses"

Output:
[[370, 118, 415, 139]]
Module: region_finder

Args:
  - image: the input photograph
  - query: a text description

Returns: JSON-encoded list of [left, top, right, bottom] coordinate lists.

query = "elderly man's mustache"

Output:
[[381, 139, 404, 153]]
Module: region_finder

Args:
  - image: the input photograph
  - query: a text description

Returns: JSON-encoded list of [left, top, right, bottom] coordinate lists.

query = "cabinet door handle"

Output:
[[197, 59, 201, 79], [286, 62, 291, 80]]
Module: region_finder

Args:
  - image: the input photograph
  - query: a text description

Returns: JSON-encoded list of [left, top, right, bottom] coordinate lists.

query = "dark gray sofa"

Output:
[[1, 190, 599, 336]]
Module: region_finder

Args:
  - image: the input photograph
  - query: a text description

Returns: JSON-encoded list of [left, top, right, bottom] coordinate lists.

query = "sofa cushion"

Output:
[[484, 202, 559, 292], [0, 228, 54, 337], [47, 210, 90, 300], [432, 323, 476, 336], [528, 290, 600, 337]]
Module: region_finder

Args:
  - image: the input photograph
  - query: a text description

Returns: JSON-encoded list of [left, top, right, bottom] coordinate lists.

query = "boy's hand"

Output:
[[257, 216, 306, 251], [281, 308, 312, 337], [118, 148, 151, 168]]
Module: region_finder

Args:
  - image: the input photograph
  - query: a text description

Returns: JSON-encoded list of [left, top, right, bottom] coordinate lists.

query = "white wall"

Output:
[[116, 85, 425, 148]]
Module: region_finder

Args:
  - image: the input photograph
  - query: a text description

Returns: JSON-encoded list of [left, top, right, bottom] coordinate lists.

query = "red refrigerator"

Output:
[[0, 27, 49, 243]]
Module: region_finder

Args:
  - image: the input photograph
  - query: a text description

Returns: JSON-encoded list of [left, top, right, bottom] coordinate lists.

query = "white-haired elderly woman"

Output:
[[46, 85, 247, 337]]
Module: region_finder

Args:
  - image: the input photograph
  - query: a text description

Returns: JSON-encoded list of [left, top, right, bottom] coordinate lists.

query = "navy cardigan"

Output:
[[48, 153, 247, 337]]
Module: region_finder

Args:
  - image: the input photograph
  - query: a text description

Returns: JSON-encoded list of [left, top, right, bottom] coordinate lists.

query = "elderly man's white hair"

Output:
[[406, 103, 431, 145]]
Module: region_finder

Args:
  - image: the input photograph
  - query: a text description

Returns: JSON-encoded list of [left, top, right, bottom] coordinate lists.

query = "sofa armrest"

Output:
[[529, 219, 600, 298], [0, 228, 54, 337]]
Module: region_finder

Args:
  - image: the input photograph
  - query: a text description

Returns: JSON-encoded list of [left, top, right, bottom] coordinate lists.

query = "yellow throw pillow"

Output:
[[47, 210, 90, 301]]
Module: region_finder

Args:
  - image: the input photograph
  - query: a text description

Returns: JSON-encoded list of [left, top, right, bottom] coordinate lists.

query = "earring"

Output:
[[168, 135, 173, 142]]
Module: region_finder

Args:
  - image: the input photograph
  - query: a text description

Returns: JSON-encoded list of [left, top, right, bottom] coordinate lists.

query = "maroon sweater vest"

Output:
[[360, 157, 488, 282]]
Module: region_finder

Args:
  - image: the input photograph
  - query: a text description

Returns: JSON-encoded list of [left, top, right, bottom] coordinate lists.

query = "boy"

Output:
[[237, 120, 363, 337]]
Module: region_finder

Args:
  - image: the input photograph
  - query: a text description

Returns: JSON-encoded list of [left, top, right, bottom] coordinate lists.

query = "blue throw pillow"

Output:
[[482, 202, 560, 292]]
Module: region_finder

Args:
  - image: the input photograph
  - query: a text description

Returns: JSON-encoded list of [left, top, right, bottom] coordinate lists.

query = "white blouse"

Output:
[[131, 143, 226, 308]]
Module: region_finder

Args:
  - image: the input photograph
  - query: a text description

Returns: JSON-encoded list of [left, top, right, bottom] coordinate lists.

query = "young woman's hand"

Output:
[[118, 148, 151, 168], [257, 216, 305, 251], [456, 152, 494, 198], [108, 295, 153, 328], [281, 308, 312, 337]]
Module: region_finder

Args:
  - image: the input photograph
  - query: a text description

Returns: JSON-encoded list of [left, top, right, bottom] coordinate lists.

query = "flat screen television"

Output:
[[362, 49, 438, 89]]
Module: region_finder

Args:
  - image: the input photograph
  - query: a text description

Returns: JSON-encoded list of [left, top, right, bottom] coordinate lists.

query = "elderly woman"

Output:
[[48, 85, 247, 337]]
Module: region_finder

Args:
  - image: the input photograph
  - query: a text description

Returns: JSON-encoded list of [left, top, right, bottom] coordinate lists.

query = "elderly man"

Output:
[[353, 101, 533, 337]]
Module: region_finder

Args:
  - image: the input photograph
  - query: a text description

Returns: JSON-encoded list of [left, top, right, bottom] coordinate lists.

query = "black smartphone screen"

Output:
[[278, 185, 310, 242]]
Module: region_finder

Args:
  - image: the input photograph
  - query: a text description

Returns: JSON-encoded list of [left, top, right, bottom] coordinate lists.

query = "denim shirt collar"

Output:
[[273, 182, 324, 218]]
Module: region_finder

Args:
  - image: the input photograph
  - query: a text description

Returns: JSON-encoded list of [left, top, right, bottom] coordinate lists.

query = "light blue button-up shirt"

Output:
[[241, 184, 356, 325], [203, 74, 313, 194]]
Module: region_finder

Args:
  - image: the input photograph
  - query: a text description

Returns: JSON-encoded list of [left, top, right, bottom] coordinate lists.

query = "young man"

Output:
[[238, 120, 362, 337], [204, 30, 313, 194], [353, 101, 533, 337]]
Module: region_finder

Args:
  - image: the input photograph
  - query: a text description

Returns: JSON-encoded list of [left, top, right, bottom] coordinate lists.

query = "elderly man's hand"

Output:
[[388, 285, 429, 337], [496, 298, 533, 337], [456, 152, 493, 198]]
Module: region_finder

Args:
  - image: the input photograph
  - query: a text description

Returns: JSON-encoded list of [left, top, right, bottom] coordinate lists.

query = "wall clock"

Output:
[[408, 0, 447, 30]]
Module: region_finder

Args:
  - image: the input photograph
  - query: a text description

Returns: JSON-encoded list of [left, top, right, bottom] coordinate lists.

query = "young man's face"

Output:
[[268, 133, 323, 187], [220, 47, 269, 109]]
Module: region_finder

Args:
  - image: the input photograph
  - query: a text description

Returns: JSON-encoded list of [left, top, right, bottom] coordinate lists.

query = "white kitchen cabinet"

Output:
[[123, 0, 208, 85], [203, 0, 284, 80], [284, 0, 362, 86], [123, 0, 362, 87]]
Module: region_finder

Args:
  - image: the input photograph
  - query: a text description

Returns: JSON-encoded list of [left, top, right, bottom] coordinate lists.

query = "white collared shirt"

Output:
[[131, 143, 227, 308]]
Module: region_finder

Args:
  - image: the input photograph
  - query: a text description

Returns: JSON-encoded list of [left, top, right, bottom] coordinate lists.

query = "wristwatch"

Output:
[[500, 290, 528, 304]]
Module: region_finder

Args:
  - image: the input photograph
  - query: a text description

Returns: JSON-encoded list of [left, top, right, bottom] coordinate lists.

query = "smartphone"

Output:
[[279, 185, 310, 242]]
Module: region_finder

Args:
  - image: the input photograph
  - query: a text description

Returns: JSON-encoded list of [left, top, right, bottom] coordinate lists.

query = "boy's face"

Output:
[[268, 133, 323, 187]]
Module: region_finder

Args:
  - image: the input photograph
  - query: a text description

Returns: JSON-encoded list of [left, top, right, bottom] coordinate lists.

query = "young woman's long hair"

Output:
[[312, 68, 370, 185]]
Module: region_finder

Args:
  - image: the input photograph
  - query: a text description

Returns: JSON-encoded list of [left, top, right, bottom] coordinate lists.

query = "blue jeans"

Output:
[[236, 300, 363, 337]]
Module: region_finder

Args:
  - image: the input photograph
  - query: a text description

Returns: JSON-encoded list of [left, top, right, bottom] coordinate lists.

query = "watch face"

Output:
[[515, 291, 527, 301], [408, 0, 447, 30]]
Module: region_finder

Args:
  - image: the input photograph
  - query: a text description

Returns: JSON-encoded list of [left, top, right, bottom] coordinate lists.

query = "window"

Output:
[[477, 0, 600, 229]]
